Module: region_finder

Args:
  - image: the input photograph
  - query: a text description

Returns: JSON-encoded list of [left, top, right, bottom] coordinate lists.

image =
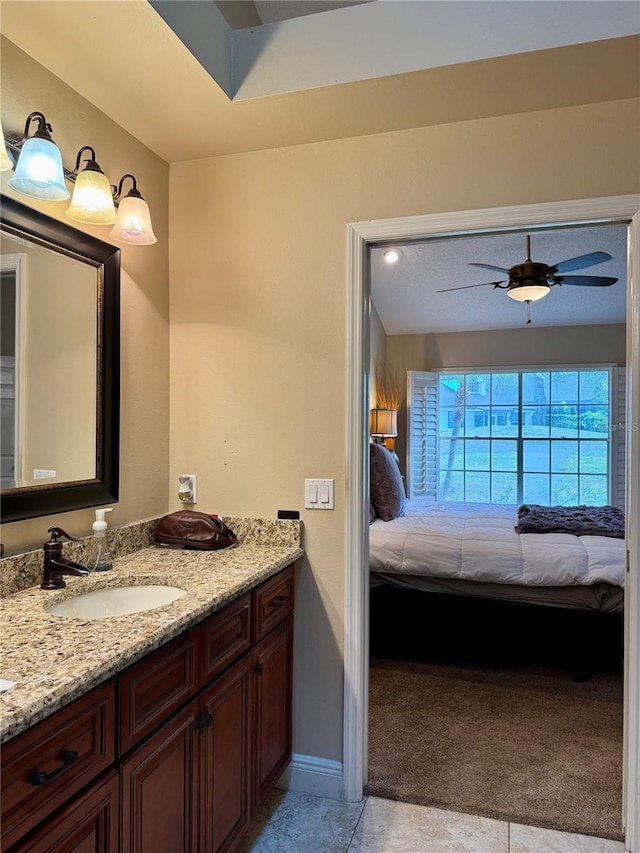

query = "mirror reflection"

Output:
[[0, 195, 119, 523], [1, 230, 98, 490]]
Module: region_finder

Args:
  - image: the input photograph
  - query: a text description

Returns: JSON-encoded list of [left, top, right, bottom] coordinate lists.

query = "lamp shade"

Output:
[[109, 194, 157, 245], [67, 167, 117, 224], [8, 136, 69, 201], [370, 408, 398, 437], [507, 283, 550, 303]]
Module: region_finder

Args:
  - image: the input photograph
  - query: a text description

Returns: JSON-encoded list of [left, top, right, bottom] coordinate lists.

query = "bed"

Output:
[[368, 442, 625, 615], [369, 499, 625, 613]]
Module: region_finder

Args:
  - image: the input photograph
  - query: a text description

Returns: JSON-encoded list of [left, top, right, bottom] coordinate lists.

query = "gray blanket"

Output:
[[515, 504, 625, 538]]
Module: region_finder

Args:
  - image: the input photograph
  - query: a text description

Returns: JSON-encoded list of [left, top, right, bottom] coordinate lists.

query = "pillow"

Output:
[[369, 442, 406, 521], [369, 500, 377, 524]]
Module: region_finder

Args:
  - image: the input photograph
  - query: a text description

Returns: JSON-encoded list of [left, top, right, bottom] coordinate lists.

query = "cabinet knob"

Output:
[[269, 595, 288, 608], [194, 713, 214, 733], [254, 662, 264, 674]]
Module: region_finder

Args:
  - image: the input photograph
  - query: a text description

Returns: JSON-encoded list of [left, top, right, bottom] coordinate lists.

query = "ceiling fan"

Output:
[[437, 235, 618, 310]]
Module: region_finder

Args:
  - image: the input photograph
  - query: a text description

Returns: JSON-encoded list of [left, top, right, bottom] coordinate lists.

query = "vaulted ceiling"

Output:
[[1, 1, 635, 333], [1, 2, 638, 162], [216, 1, 373, 29], [370, 225, 628, 334]]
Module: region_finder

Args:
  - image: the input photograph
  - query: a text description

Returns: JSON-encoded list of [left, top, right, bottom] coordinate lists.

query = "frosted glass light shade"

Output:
[[507, 284, 550, 303], [67, 169, 117, 224], [109, 195, 157, 245], [7, 136, 69, 200], [370, 408, 398, 437]]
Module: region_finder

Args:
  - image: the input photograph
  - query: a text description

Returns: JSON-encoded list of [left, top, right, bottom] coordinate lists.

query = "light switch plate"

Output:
[[305, 478, 335, 509]]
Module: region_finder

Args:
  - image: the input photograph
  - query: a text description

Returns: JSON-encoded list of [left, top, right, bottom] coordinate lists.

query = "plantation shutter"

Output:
[[407, 371, 438, 500], [612, 367, 627, 510]]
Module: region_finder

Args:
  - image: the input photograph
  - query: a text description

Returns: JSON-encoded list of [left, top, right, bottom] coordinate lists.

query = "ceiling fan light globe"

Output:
[[507, 284, 550, 303]]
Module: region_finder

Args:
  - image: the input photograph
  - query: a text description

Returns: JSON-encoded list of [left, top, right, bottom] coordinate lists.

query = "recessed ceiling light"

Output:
[[384, 249, 402, 264]]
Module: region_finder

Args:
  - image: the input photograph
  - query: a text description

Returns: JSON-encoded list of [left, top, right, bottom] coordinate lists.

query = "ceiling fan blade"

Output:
[[556, 275, 618, 287], [552, 251, 612, 273], [468, 262, 510, 274], [437, 281, 504, 293]]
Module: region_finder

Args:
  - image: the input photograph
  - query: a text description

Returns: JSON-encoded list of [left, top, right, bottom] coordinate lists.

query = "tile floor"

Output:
[[237, 790, 627, 853]]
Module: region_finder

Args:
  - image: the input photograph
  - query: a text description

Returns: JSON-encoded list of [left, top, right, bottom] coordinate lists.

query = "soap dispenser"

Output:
[[87, 508, 113, 572]]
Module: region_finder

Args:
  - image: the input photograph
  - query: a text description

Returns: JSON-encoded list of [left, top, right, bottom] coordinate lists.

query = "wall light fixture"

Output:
[[7, 112, 69, 201], [66, 146, 118, 225], [3, 110, 156, 246], [109, 174, 157, 246]]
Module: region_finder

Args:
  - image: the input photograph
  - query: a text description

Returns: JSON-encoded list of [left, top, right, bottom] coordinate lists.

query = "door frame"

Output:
[[0, 252, 27, 487], [344, 194, 640, 850]]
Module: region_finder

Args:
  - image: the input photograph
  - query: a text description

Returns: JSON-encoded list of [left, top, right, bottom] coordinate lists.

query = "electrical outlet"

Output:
[[33, 469, 56, 479], [178, 473, 197, 504]]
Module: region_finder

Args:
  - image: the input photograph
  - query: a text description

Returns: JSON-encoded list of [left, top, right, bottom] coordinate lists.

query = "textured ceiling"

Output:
[[370, 224, 628, 335]]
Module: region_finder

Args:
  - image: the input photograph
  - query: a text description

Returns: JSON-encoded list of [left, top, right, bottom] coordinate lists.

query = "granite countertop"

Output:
[[0, 543, 303, 742]]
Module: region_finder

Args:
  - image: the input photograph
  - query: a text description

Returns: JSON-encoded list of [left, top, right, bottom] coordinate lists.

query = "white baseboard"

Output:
[[277, 753, 344, 800]]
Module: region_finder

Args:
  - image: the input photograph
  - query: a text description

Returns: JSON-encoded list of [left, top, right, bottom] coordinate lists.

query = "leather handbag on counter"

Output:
[[154, 511, 237, 550]]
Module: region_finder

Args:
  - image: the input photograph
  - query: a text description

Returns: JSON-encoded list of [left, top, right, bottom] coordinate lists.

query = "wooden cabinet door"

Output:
[[120, 703, 200, 853], [1, 681, 116, 851], [252, 615, 293, 809], [12, 770, 119, 853], [200, 656, 252, 853]]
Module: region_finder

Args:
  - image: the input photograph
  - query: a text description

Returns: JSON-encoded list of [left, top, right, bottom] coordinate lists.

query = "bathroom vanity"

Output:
[[0, 542, 301, 852]]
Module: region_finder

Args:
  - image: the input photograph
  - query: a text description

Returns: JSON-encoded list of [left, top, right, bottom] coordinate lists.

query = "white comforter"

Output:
[[369, 501, 625, 587]]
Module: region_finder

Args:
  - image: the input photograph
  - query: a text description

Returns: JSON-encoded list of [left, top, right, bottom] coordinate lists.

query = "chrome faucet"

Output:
[[41, 527, 89, 590]]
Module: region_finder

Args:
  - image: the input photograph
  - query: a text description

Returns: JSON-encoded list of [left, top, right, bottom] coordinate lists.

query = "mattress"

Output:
[[369, 500, 626, 590], [369, 572, 624, 613]]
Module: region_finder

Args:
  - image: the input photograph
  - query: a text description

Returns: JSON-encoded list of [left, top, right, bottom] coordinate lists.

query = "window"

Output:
[[407, 367, 625, 507]]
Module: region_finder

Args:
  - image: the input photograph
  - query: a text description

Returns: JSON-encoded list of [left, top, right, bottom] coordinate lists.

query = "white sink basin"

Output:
[[47, 585, 187, 619]]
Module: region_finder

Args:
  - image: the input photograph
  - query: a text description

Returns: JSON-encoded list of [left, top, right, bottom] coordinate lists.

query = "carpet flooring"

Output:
[[367, 657, 624, 840]]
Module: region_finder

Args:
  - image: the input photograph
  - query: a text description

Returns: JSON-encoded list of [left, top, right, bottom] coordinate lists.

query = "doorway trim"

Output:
[[344, 194, 640, 849], [0, 252, 27, 488]]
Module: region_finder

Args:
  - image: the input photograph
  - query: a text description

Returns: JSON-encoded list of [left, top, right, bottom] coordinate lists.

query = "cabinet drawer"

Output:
[[253, 564, 294, 643], [201, 593, 251, 682], [119, 628, 199, 755], [1, 681, 115, 850], [12, 770, 119, 853]]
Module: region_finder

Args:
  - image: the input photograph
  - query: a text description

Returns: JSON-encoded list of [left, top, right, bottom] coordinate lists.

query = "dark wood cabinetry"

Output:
[[119, 627, 200, 755], [121, 704, 200, 853], [1, 563, 295, 853], [201, 656, 252, 853], [253, 615, 293, 809], [1, 682, 116, 850], [12, 770, 119, 853]]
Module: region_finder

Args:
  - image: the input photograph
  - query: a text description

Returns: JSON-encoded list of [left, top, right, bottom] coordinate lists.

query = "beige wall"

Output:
[[387, 323, 627, 473], [18, 238, 96, 485], [2, 27, 638, 770], [1, 38, 170, 555], [170, 97, 639, 762], [369, 303, 387, 408], [386, 323, 627, 374]]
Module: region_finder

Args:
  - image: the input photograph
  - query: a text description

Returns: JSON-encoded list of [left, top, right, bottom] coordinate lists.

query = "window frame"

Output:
[[416, 363, 620, 505]]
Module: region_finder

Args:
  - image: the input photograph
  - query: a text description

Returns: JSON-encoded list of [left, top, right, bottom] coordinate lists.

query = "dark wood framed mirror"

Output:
[[1, 194, 120, 522]]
